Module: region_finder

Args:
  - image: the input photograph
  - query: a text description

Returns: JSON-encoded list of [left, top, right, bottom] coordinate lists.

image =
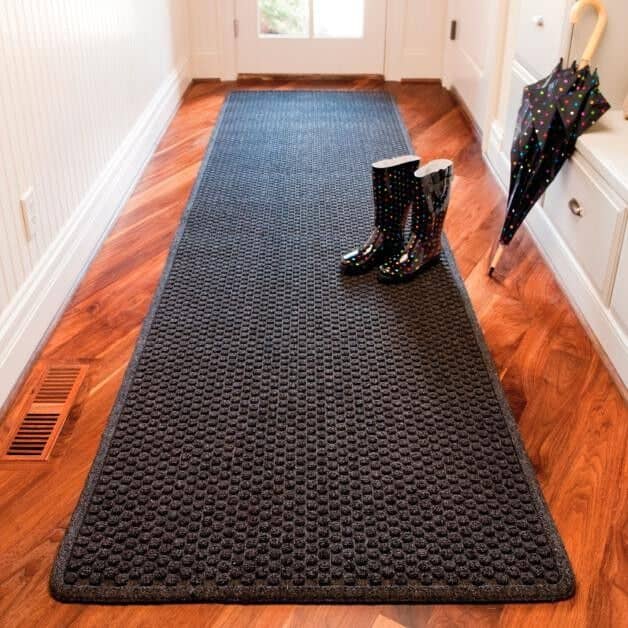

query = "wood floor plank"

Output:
[[0, 80, 625, 628]]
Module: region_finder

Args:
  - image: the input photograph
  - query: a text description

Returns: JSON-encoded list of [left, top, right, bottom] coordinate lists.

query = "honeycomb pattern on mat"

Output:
[[52, 91, 573, 603]]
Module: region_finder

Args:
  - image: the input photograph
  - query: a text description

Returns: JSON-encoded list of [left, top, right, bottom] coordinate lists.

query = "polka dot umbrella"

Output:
[[489, 59, 609, 274]]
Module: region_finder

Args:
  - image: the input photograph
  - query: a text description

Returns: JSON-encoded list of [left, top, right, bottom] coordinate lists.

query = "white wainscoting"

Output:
[[0, 1, 191, 408]]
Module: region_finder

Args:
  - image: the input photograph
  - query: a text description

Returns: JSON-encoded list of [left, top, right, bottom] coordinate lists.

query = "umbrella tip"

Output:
[[488, 244, 506, 277]]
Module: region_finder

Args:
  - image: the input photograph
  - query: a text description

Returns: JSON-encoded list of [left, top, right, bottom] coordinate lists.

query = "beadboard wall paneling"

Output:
[[0, 0, 191, 408]]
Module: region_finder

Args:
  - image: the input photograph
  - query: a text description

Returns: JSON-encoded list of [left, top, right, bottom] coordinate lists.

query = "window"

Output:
[[258, 0, 365, 39]]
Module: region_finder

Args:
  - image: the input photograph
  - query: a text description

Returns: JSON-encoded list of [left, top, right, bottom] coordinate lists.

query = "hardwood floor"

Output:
[[0, 79, 626, 628]]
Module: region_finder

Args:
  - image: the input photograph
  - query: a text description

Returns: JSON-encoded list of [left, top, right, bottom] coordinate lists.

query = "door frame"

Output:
[[214, 0, 441, 81], [216, 1, 238, 81]]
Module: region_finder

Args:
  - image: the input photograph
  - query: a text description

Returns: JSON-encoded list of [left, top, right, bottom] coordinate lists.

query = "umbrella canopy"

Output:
[[499, 59, 610, 245]]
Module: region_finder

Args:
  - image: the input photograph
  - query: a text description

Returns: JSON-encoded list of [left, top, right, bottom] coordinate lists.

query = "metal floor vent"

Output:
[[2, 364, 88, 461]]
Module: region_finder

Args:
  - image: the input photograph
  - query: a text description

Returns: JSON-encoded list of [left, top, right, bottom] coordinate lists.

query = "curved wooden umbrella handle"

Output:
[[570, 0, 608, 68]]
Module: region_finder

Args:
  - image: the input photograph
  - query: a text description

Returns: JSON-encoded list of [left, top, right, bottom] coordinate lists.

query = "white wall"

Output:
[[0, 0, 191, 408]]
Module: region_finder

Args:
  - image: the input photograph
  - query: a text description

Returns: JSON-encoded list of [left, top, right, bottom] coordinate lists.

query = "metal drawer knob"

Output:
[[568, 198, 583, 217], [533, 15, 544, 26]]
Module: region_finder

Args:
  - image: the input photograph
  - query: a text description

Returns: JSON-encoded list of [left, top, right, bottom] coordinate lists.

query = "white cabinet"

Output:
[[611, 228, 628, 334]]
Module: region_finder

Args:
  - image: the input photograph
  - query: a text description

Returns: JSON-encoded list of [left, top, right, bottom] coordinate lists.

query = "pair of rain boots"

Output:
[[340, 155, 453, 283]]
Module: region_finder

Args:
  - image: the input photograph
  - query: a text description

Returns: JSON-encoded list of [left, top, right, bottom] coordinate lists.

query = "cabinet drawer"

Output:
[[514, 0, 567, 78], [611, 228, 628, 334], [543, 154, 627, 302]]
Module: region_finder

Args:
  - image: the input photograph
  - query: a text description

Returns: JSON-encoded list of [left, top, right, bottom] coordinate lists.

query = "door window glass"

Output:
[[258, 0, 308, 37], [258, 0, 364, 38], [314, 0, 364, 38]]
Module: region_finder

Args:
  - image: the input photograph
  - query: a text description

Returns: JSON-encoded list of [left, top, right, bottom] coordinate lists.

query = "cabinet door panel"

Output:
[[544, 154, 626, 301], [611, 228, 628, 333], [515, 0, 567, 78]]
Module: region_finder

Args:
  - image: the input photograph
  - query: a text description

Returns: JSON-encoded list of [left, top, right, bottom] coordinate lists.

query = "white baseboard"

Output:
[[0, 60, 191, 411], [483, 138, 628, 389], [191, 51, 221, 79]]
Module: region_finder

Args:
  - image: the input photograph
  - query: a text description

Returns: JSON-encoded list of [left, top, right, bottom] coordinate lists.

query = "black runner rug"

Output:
[[51, 91, 574, 604]]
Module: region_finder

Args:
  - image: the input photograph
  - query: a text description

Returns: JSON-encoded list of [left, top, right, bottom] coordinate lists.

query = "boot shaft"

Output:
[[411, 159, 453, 249], [339, 154, 419, 275], [377, 159, 454, 283], [371, 155, 420, 232]]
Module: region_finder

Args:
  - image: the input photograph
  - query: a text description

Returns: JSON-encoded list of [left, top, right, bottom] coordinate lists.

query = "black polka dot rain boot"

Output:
[[378, 159, 453, 283], [340, 154, 420, 275]]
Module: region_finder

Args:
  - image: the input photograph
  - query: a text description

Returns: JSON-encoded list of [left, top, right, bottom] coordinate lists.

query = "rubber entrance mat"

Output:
[[51, 91, 574, 604]]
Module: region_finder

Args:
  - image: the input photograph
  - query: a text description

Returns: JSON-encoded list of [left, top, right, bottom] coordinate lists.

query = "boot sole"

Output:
[[377, 255, 441, 284], [340, 263, 377, 276]]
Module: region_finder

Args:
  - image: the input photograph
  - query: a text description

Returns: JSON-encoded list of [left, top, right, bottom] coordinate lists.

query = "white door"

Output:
[[235, 0, 387, 75], [443, 0, 504, 133]]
